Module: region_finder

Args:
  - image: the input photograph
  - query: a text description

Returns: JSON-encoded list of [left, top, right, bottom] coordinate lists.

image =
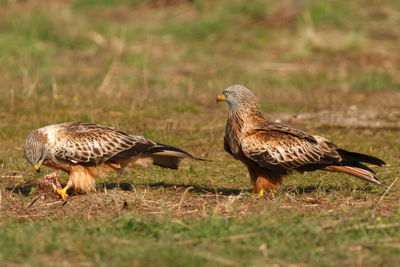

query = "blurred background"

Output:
[[0, 0, 399, 185]]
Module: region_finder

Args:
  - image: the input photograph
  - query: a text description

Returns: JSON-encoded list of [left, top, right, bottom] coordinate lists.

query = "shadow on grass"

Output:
[[5, 184, 36, 196], [284, 184, 377, 194], [101, 182, 360, 196], [6, 182, 374, 197], [103, 181, 248, 196], [284, 185, 323, 194], [5, 181, 247, 197]]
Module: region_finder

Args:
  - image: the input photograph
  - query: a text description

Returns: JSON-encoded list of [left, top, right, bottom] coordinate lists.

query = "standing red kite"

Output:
[[217, 85, 386, 195]]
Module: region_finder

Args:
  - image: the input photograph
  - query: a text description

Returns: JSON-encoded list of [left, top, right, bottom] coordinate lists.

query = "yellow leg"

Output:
[[259, 189, 264, 197], [252, 188, 265, 197], [55, 185, 70, 200]]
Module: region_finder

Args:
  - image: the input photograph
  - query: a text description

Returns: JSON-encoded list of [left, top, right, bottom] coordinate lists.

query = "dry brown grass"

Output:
[[2, 180, 398, 223]]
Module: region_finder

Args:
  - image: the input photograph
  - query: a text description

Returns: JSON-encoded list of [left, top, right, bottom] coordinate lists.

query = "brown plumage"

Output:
[[24, 122, 203, 199], [217, 85, 386, 195]]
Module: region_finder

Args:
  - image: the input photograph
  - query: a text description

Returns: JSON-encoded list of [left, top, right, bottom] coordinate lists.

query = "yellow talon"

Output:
[[259, 189, 264, 197], [55, 186, 69, 200]]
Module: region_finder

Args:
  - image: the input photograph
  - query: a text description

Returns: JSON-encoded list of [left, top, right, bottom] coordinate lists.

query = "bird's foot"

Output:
[[54, 187, 69, 201], [252, 189, 265, 197], [259, 189, 264, 197]]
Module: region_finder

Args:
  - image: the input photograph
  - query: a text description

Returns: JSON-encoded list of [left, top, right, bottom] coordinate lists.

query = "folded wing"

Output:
[[52, 122, 154, 164], [240, 123, 386, 188], [241, 127, 341, 174]]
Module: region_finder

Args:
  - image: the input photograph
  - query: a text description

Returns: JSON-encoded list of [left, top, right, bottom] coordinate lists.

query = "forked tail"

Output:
[[325, 149, 387, 188], [324, 163, 387, 189], [141, 143, 208, 170], [324, 165, 387, 188]]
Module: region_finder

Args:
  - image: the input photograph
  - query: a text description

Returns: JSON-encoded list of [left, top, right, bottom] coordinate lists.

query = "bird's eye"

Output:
[[224, 91, 230, 96]]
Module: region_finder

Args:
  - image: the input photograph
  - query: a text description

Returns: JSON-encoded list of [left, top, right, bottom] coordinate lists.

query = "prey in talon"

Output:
[[39, 172, 64, 200], [29, 172, 64, 207]]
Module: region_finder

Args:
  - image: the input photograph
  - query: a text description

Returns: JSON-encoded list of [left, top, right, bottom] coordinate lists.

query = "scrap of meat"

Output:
[[38, 172, 62, 199], [28, 172, 63, 207]]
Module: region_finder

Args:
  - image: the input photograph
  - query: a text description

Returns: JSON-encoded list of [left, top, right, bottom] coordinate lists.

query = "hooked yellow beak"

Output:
[[216, 93, 227, 103], [34, 159, 44, 173]]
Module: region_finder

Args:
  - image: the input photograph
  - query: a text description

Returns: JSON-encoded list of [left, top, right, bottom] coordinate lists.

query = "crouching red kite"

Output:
[[24, 122, 203, 200]]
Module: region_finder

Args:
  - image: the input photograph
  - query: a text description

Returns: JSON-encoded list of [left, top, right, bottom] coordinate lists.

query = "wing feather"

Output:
[[254, 122, 317, 142], [52, 122, 154, 164], [241, 128, 341, 173]]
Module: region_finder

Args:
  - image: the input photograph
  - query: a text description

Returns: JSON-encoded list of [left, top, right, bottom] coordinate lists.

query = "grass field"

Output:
[[1, 0, 400, 266]]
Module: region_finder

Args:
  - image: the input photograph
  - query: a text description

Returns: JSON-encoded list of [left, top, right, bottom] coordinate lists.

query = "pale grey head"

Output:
[[24, 131, 50, 172], [216, 84, 258, 108]]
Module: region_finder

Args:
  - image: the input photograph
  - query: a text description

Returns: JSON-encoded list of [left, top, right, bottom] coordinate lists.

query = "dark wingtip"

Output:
[[152, 143, 212, 162], [337, 149, 386, 166]]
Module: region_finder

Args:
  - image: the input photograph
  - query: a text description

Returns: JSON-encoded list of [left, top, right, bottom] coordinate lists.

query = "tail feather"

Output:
[[141, 143, 207, 170], [324, 165, 387, 189], [337, 149, 385, 166], [349, 161, 376, 175]]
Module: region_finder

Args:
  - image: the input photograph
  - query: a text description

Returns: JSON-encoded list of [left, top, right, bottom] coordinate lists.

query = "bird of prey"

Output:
[[24, 122, 202, 200], [217, 85, 386, 196]]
